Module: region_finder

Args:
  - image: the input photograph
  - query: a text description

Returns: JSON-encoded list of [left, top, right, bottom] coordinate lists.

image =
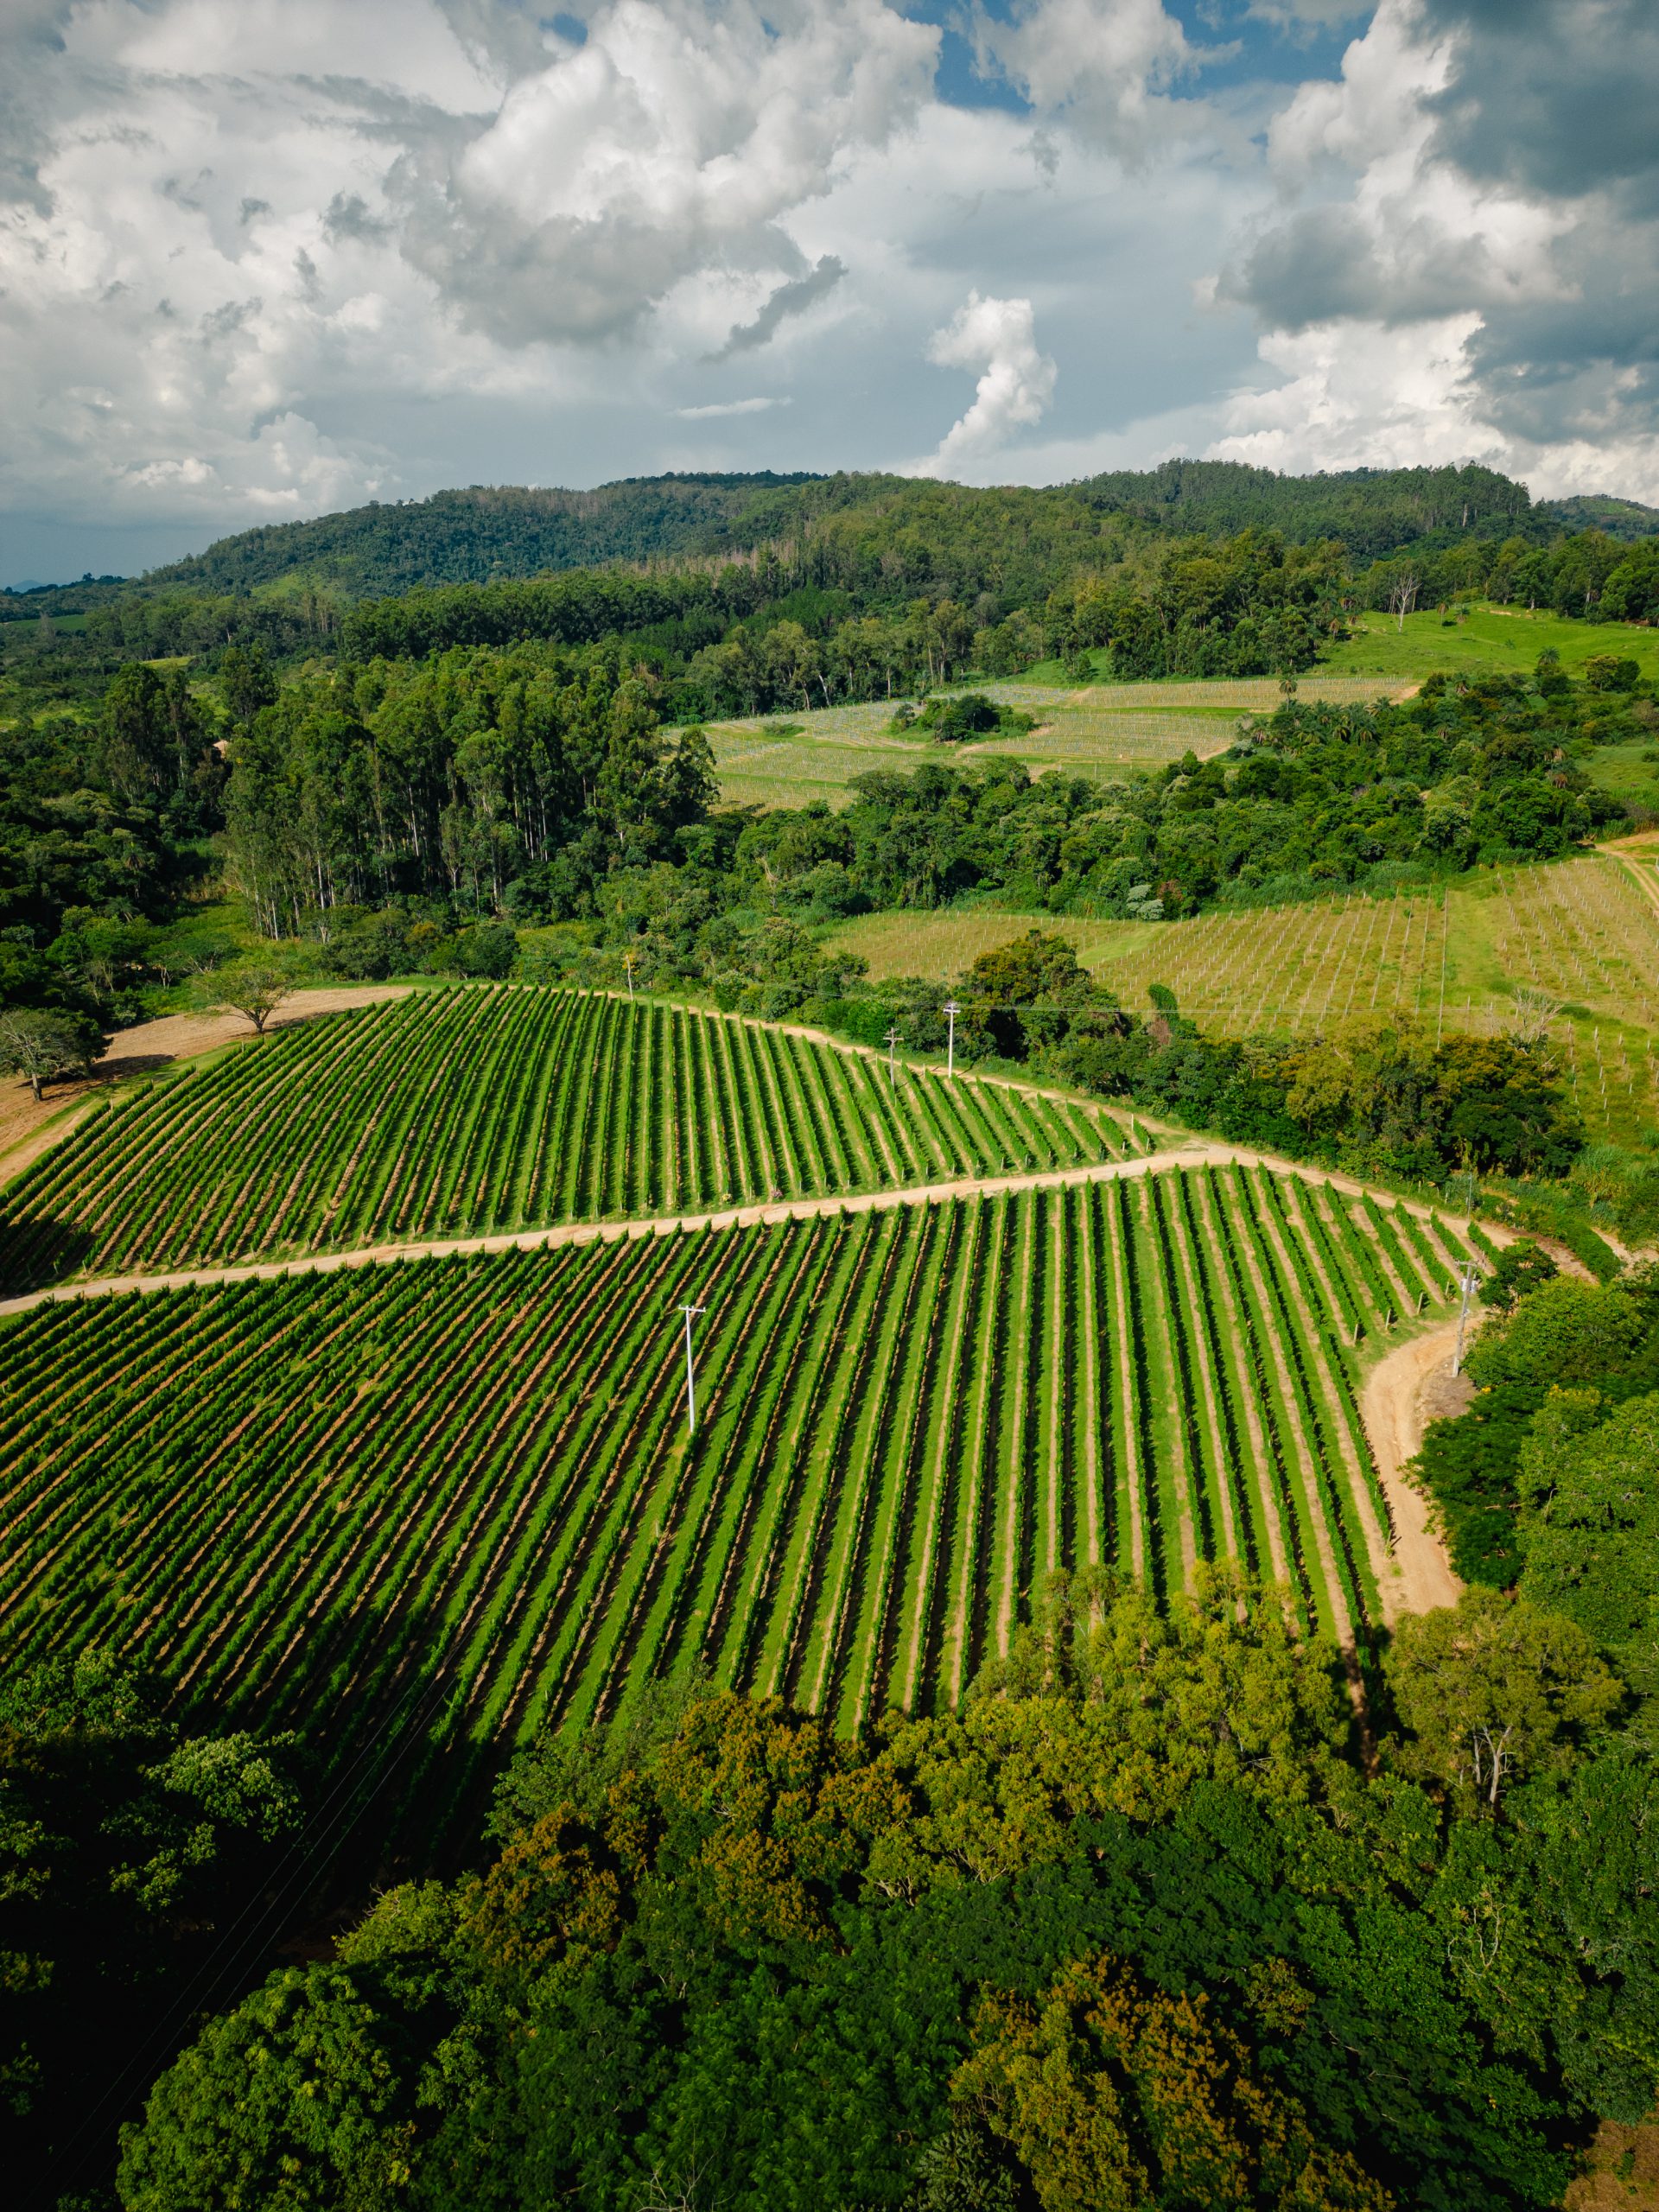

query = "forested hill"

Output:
[[120, 461, 1558, 605], [10, 464, 1650, 617], [1075, 460, 1539, 559], [1541, 493, 1659, 543], [137, 473, 832, 597]]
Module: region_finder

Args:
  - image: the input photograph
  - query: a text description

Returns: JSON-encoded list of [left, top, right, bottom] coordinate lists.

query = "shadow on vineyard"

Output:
[[0, 1214, 93, 1295]]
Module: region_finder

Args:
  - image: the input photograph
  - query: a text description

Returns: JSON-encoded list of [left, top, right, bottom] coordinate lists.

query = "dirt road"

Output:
[[1360, 1320, 1468, 1621], [0, 1010, 1495, 1619], [0, 1141, 1255, 1318]]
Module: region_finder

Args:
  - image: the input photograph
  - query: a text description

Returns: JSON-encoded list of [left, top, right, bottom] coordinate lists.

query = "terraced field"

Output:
[[0, 987, 1128, 1289], [0, 1166, 1486, 1842]]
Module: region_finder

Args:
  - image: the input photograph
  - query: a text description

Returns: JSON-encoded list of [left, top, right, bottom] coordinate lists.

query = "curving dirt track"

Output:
[[1360, 1320, 1470, 1620]]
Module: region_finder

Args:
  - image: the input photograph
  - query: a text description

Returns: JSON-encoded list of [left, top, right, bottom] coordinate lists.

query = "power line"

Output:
[[1452, 1261, 1478, 1376]]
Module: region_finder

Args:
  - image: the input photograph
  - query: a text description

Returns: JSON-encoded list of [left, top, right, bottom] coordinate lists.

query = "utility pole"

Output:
[[677, 1303, 705, 1434], [1452, 1263, 1478, 1377], [943, 1000, 961, 1077], [885, 1025, 901, 1087]]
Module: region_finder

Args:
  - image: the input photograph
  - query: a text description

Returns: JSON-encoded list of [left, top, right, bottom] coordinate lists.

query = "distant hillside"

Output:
[[1539, 493, 1659, 543], [139, 474, 835, 598], [1074, 460, 1539, 561], [124, 461, 1567, 606], [0, 575, 130, 620]]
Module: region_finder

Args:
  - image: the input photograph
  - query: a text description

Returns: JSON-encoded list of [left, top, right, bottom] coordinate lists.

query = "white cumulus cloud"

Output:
[[915, 293, 1058, 475]]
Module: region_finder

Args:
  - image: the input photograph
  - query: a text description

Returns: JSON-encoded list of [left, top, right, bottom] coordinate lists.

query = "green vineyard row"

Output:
[[0, 987, 1131, 1289], [0, 1166, 1484, 1845]]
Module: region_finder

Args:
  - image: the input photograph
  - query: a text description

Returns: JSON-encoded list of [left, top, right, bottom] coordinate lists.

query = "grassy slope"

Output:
[[707, 675, 1414, 809], [823, 855, 1659, 1144], [1320, 602, 1659, 683], [709, 606, 1659, 810]]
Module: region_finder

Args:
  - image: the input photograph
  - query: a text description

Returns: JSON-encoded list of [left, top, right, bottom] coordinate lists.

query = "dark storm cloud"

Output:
[[707, 255, 847, 360], [1218, 201, 1516, 334], [1419, 0, 1659, 213], [1211, 0, 1659, 454], [1, 2, 80, 210]]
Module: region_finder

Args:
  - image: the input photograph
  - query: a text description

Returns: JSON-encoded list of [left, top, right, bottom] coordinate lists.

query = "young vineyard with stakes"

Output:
[[834, 855, 1659, 1139], [0, 986, 1129, 1290], [0, 1165, 1486, 1847]]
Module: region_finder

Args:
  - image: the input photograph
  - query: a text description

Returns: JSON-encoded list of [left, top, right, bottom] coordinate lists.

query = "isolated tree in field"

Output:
[[1387, 1587, 1621, 1811], [1508, 985, 1561, 1047], [0, 1007, 99, 1099], [1387, 569, 1421, 631], [192, 957, 305, 1035]]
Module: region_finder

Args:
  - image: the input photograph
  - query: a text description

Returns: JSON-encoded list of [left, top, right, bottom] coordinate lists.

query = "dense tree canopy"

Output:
[[109, 1573, 1659, 2212], [0, 1650, 302, 2201]]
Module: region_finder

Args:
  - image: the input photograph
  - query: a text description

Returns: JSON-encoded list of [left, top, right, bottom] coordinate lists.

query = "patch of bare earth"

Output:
[[1568, 2119, 1659, 2211], [1359, 1320, 1468, 1621], [0, 985, 413, 1184]]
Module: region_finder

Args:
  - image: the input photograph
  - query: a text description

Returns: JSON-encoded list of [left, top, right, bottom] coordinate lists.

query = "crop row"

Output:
[[0, 986, 1130, 1289], [0, 1167, 1483, 1847]]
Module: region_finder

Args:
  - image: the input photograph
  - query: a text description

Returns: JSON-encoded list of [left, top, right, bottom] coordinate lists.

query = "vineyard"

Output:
[[0, 1166, 1486, 1844], [0, 987, 1128, 1289], [830, 855, 1659, 1141]]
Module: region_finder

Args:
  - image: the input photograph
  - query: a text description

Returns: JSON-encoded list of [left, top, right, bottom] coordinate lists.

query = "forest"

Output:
[[9, 461, 1659, 708]]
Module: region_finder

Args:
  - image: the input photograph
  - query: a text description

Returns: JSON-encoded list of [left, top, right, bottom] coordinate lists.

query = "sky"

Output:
[[4, 0, 1659, 582]]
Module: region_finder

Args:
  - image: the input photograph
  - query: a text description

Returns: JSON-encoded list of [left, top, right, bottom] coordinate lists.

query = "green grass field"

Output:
[[708, 605, 1659, 810], [824, 854, 1659, 1143], [0, 611, 88, 638], [1586, 738, 1659, 817], [0, 1166, 1482, 1840], [706, 675, 1414, 810], [1319, 601, 1659, 683]]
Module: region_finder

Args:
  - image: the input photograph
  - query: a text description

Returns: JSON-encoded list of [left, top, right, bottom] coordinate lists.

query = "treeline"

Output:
[[1077, 457, 1540, 559], [0, 660, 227, 1042], [137, 474, 824, 597], [37, 460, 1573, 610], [1415, 1260, 1659, 1635], [14, 471, 1659, 741], [1359, 528, 1659, 622]]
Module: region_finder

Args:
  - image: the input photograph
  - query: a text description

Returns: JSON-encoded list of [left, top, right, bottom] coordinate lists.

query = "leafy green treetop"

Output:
[[1386, 1588, 1622, 1812]]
